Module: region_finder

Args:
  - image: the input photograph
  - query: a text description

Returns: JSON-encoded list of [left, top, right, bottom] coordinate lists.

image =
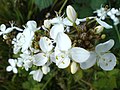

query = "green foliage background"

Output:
[[0, 0, 120, 90]]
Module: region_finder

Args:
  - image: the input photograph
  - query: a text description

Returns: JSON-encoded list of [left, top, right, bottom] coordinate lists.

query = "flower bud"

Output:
[[94, 25, 104, 34], [71, 61, 78, 74], [101, 34, 106, 39], [66, 5, 77, 23], [3, 35, 8, 39], [42, 65, 50, 75], [44, 19, 51, 29]]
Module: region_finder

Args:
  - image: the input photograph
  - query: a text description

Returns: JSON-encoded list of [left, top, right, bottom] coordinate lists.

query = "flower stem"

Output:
[[58, 0, 68, 15], [114, 25, 120, 44]]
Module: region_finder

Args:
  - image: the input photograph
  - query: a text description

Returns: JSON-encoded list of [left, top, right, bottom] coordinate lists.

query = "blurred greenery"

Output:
[[0, 0, 120, 90]]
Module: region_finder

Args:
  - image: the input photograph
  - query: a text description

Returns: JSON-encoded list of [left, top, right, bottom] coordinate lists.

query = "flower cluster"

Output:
[[0, 5, 117, 82], [94, 5, 120, 25]]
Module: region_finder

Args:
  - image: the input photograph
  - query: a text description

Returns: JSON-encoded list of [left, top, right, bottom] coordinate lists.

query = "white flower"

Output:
[[89, 40, 115, 70], [94, 7, 107, 20], [6, 59, 18, 73], [54, 32, 90, 68], [30, 69, 43, 82], [107, 8, 120, 25], [12, 33, 25, 54], [33, 37, 53, 66], [17, 54, 34, 71], [80, 39, 116, 71], [71, 61, 78, 74], [66, 5, 77, 23], [0, 23, 23, 36]]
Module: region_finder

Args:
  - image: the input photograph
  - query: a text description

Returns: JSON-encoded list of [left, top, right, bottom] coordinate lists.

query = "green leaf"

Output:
[[34, 0, 54, 11], [90, 0, 107, 10]]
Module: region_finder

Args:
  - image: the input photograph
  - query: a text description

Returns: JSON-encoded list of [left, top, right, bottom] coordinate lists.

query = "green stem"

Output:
[[114, 25, 120, 44], [58, 0, 68, 15], [41, 72, 57, 90]]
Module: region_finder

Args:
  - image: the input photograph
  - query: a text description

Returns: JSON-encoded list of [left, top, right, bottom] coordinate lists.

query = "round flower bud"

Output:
[[44, 19, 51, 29], [101, 34, 106, 39], [94, 25, 104, 34]]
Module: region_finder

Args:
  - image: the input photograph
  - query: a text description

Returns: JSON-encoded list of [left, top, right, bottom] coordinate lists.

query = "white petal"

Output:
[[56, 32, 71, 51], [27, 20, 37, 30], [50, 52, 56, 63], [70, 47, 90, 63], [50, 17, 62, 24], [42, 65, 50, 74], [6, 66, 12, 72], [98, 53, 116, 71], [32, 69, 43, 82], [80, 52, 97, 69], [50, 24, 64, 40], [71, 61, 78, 74], [8, 59, 16, 67], [95, 39, 114, 54], [4, 27, 14, 34], [39, 37, 53, 52], [33, 53, 48, 66], [63, 18, 73, 26], [56, 52, 70, 69], [96, 18, 113, 29], [13, 67, 18, 73], [0, 24, 6, 31], [66, 5, 77, 23]]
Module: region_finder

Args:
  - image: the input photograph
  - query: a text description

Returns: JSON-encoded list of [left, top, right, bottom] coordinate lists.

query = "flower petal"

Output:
[[56, 32, 71, 51], [50, 24, 64, 40], [70, 47, 90, 63], [0, 24, 6, 31], [42, 65, 50, 75], [13, 67, 18, 73], [39, 37, 53, 52], [31, 69, 43, 82], [96, 18, 113, 29], [6, 66, 12, 72], [8, 59, 16, 67], [80, 52, 97, 69], [98, 53, 116, 71], [95, 39, 114, 54], [26, 20, 37, 30], [33, 53, 48, 66]]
